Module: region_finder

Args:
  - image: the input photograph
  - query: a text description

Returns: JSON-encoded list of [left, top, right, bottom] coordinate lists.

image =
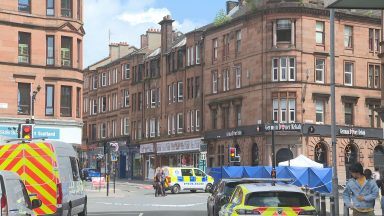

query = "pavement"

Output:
[[85, 179, 209, 216]]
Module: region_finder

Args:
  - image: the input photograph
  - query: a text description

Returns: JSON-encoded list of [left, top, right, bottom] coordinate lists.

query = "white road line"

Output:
[[96, 201, 205, 208], [139, 213, 144, 216]]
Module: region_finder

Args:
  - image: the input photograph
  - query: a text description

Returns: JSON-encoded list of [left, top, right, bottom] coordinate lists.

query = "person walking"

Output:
[[154, 167, 162, 197], [160, 168, 166, 196], [343, 163, 379, 216]]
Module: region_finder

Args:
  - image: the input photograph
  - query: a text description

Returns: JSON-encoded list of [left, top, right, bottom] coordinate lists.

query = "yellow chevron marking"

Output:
[[20, 172, 56, 204]]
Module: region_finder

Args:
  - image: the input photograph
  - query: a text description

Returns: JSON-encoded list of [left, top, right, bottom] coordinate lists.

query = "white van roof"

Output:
[[2, 139, 77, 157]]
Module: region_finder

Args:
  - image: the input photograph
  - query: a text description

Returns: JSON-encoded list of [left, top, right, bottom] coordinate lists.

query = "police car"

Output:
[[162, 167, 214, 194], [219, 183, 317, 216]]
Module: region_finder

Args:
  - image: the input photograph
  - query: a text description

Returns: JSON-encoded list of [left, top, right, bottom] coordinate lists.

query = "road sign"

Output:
[[110, 142, 119, 152], [111, 154, 118, 162]]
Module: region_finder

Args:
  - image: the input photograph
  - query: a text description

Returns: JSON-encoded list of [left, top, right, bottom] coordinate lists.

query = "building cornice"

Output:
[[43, 77, 83, 84], [0, 61, 83, 73]]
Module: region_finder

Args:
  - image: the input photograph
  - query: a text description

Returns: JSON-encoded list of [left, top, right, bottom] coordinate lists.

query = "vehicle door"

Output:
[[193, 168, 207, 189], [181, 168, 194, 189], [6, 179, 32, 216]]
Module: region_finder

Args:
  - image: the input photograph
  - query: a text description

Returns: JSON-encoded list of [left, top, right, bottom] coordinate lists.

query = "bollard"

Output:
[[315, 192, 321, 213], [343, 204, 349, 216], [330, 196, 335, 216], [320, 194, 326, 216]]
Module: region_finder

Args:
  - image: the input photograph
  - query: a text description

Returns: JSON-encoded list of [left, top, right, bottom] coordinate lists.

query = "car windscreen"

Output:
[[223, 182, 242, 196], [245, 191, 311, 207]]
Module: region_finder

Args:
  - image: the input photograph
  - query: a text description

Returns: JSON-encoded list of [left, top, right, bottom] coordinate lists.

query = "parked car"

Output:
[[81, 168, 101, 181], [0, 140, 87, 216], [162, 167, 214, 194], [207, 178, 268, 216], [219, 183, 317, 216], [0, 170, 42, 216]]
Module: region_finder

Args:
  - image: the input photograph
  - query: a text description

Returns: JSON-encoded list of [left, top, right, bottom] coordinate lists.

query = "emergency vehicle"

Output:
[[219, 183, 317, 216], [0, 138, 86, 216], [162, 167, 214, 194]]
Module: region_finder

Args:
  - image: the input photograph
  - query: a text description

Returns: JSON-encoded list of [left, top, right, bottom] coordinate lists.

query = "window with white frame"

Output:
[[150, 118, 156, 137], [187, 47, 190, 66], [124, 64, 130, 79], [92, 99, 97, 115], [344, 62, 353, 86], [288, 99, 295, 123], [276, 19, 292, 42], [124, 89, 129, 107], [101, 73, 107, 86], [178, 81, 183, 102], [273, 99, 278, 122], [316, 100, 324, 124], [236, 30, 241, 54], [196, 45, 200, 64], [172, 115, 176, 134], [157, 88, 160, 107], [167, 116, 171, 135], [92, 76, 97, 89], [172, 83, 176, 103], [157, 118, 160, 137], [316, 21, 324, 45], [195, 110, 200, 131], [151, 89, 156, 108], [223, 69, 230, 91], [272, 57, 296, 82], [273, 98, 296, 123], [190, 110, 194, 132], [123, 118, 129, 135], [368, 64, 380, 89], [190, 46, 194, 66], [177, 113, 183, 134], [137, 121, 142, 140], [235, 66, 241, 89], [101, 96, 106, 112], [212, 71, 218, 93], [146, 90, 149, 108], [168, 85, 171, 104], [112, 120, 116, 137], [315, 59, 325, 83], [101, 123, 106, 138], [213, 38, 218, 61], [114, 68, 118, 83], [344, 25, 353, 48]]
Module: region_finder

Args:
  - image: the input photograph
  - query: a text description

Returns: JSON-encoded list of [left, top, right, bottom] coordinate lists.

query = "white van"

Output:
[[0, 140, 86, 216], [0, 170, 42, 216]]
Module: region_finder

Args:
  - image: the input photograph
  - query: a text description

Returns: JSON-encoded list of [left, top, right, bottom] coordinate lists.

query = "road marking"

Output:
[[96, 201, 205, 208], [139, 213, 144, 216]]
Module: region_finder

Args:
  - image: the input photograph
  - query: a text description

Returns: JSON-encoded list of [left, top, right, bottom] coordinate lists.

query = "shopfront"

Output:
[[156, 137, 204, 168], [140, 143, 155, 180]]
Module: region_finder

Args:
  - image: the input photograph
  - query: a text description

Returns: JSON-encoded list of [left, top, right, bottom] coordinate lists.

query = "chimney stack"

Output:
[[159, 15, 174, 54]]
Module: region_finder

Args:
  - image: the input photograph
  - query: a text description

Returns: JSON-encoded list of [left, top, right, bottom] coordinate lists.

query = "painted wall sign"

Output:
[[157, 138, 203, 153], [339, 128, 366, 136], [264, 123, 302, 132]]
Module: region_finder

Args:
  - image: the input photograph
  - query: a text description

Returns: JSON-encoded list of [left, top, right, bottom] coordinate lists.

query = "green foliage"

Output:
[[214, 9, 230, 27]]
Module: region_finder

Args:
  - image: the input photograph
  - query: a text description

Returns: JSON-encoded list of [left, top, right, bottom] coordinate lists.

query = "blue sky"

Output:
[[84, 0, 226, 67]]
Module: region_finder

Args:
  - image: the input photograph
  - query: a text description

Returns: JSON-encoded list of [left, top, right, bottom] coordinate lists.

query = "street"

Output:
[[86, 181, 209, 216]]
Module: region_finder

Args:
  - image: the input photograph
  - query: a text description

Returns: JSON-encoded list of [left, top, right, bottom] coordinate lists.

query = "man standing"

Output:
[[343, 162, 379, 216]]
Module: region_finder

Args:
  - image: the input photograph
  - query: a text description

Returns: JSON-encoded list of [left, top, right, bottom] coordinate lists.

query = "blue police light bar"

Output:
[[325, 0, 384, 9]]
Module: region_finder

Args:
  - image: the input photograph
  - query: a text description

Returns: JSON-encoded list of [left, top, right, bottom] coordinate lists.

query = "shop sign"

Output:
[[226, 130, 243, 137], [339, 128, 366, 136], [157, 138, 203, 153], [264, 123, 302, 132], [140, 143, 154, 154]]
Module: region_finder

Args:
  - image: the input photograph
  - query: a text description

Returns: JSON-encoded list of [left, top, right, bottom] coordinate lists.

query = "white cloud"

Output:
[[118, 8, 171, 25], [83, 0, 207, 67]]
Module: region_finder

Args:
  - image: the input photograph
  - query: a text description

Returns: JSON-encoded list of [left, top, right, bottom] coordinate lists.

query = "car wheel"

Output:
[[78, 199, 87, 216], [190, 190, 197, 193], [171, 184, 180, 194], [205, 183, 213, 193]]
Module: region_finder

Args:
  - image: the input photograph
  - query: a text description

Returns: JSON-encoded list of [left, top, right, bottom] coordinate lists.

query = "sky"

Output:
[[83, 0, 226, 67]]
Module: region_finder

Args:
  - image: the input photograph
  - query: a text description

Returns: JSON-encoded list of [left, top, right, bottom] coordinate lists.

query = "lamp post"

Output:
[[31, 85, 41, 123]]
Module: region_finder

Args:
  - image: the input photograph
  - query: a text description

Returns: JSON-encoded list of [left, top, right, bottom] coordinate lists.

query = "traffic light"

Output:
[[20, 124, 33, 140], [229, 147, 240, 163]]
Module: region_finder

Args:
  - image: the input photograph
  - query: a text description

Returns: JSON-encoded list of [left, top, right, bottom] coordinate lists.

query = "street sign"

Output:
[[111, 154, 118, 162]]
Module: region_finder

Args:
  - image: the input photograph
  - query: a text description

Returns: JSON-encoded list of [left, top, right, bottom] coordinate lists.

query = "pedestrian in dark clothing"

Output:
[[365, 169, 373, 180], [161, 169, 166, 196], [154, 167, 165, 197]]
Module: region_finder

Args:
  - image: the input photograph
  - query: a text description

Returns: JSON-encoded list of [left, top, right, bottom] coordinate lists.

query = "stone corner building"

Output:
[[83, 0, 384, 183], [0, 1, 84, 153]]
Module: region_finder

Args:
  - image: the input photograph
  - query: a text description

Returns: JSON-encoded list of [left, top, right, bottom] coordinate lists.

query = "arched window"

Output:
[[345, 143, 358, 180], [252, 143, 259, 166], [314, 142, 327, 166], [276, 148, 293, 165]]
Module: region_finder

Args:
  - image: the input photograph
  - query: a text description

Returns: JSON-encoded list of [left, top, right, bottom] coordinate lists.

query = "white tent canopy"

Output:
[[278, 154, 324, 168]]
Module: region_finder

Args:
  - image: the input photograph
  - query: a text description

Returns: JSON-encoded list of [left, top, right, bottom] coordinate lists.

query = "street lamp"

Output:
[[31, 85, 41, 122]]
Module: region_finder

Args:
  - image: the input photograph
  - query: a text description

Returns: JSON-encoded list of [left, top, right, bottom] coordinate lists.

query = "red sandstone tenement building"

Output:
[[0, 1, 84, 151], [83, 0, 384, 183]]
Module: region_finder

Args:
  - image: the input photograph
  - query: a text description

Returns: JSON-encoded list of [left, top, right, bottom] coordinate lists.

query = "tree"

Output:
[[214, 9, 230, 27]]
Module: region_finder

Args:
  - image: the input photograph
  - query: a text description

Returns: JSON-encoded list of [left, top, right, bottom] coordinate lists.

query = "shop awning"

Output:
[[325, 0, 384, 9]]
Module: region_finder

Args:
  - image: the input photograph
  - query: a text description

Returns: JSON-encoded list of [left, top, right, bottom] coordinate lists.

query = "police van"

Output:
[[163, 167, 214, 194], [0, 139, 86, 216]]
